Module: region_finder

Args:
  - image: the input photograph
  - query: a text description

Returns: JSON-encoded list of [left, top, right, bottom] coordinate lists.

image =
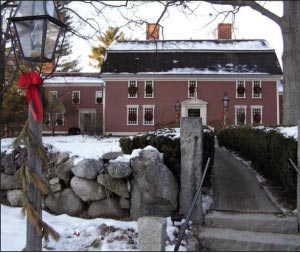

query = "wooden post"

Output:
[[25, 102, 43, 251], [297, 121, 300, 229]]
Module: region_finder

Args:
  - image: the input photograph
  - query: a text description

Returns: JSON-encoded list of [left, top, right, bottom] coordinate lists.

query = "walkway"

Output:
[[212, 146, 280, 213]]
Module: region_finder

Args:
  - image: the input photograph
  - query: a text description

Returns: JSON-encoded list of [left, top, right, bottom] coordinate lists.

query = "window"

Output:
[[56, 113, 65, 126], [50, 91, 58, 98], [236, 80, 246, 98], [144, 80, 154, 98], [127, 105, 139, 125], [128, 80, 138, 98], [45, 113, 51, 125], [95, 91, 102, 104], [251, 106, 263, 124], [235, 106, 247, 125], [72, 91, 80, 104], [143, 105, 155, 125], [252, 80, 262, 98], [188, 80, 197, 98]]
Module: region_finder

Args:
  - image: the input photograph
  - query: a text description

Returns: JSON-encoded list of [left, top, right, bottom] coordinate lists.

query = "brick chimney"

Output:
[[217, 23, 232, 40], [146, 23, 160, 40]]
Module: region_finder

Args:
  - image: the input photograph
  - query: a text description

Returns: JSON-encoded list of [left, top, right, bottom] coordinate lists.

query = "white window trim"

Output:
[[250, 105, 264, 124], [126, 105, 139, 125], [236, 80, 246, 98], [95, 91, 102, 104], [72, 91, 80, 104], [55, 113, 65, 126], [50, 91, 58, 98], [234, 105, 247, 125], [144, 80, 154, 98], [252, 80, 262, 99], [142, 105, 155, 126], [45, 113, 51, 125], [128, 80, 138, 99], [188, 80, 197, 98]]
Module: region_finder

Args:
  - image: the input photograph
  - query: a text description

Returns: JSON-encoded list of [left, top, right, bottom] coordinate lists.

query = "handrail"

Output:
[[289, 158, 300, 177], [174, 157, 211, 251]]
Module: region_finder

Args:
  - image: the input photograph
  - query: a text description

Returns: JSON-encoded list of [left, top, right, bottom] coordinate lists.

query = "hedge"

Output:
[[218, 126, 297, 199], [119, 127, 215, 188]]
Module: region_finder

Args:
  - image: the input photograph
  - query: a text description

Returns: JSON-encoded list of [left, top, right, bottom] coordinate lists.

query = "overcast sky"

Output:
[[67, 1, 283, 72]]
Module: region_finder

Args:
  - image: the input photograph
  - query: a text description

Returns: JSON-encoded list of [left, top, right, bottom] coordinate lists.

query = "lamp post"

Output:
[[222, 91, 230, 128], [9, 1, 65, 251], [175, 99, 181, 125]]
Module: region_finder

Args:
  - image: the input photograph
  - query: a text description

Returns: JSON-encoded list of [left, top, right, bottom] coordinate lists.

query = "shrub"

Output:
[[218, 126, 297, 199], [119, 127, 215, 188], [68, 127, 81, 135]]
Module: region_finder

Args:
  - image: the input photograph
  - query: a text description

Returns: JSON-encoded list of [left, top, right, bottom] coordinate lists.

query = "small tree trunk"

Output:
[[25, 102, 43, 251], [281, 2, 300, 125]]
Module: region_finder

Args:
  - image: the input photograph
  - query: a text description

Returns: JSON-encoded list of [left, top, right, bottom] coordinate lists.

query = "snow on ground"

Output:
[[0, 204, 188, 251]]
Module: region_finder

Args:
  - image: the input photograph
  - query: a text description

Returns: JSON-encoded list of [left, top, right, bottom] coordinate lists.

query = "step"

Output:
[[205, 210, 298, 234], [198, 227, 300, 251]]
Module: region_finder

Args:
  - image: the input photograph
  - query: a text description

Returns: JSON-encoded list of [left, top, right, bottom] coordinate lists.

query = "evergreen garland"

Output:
[[13, 87, 62, 242]]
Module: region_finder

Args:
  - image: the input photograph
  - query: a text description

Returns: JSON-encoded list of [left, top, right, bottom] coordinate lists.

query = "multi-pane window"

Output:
[[144, 80, 154, 98], [56, 113, 65, 126], [50, 91, 58, 98], [128, 80, 138, 98], [236, 80, 246, 98], [143, 106, 155, 126], [251, 106, 263, 124], [235, 106, 247, 125], [45, 113, 51, 125], [127, 105, 139, 125], [188, 80, 197, 98], [95, 91, 102, 104], [72, 91, 80, 104], [252, 80, 262, 98]]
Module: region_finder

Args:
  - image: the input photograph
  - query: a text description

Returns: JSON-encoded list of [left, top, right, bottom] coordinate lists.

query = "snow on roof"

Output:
[[107, 40, 274, 52], [44, 76, 103, 84]]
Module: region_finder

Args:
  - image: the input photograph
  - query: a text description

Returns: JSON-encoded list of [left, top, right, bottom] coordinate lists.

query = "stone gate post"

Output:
[[180, 117, 203, 223]]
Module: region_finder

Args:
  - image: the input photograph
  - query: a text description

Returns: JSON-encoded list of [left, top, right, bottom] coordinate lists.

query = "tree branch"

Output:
[[203, 0, 282, 27]]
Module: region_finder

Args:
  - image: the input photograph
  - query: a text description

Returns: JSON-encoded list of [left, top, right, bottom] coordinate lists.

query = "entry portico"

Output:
[[181, 98, 208, 125]]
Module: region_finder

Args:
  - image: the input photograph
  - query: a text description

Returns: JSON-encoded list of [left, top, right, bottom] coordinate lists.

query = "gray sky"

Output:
[[67, 1, 283, 72]]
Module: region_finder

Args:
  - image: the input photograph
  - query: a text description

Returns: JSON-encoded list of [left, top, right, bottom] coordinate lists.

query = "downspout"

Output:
[[102, 80, 106, 135]]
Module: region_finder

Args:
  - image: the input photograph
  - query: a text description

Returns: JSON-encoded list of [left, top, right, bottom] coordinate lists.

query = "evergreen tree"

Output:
[[89, 27, 126, 69]]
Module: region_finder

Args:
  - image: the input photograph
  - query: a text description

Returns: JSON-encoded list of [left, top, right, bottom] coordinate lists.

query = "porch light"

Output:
[[222, 91, 230, 111], [9, 1, 66, 63]]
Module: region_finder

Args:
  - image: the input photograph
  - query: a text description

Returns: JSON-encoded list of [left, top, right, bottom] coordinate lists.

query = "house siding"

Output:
[[104, 78, 278, 134]]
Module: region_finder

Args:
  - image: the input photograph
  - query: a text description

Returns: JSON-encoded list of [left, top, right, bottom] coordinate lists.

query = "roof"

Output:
[[101, 40, 282, 76], [44, 72, 103, 85]]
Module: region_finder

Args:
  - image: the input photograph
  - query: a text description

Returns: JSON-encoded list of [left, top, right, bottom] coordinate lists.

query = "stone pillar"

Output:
[[297, 121, 300, 229], [180, 117, 203, 223], [138, 217, 167, 251]]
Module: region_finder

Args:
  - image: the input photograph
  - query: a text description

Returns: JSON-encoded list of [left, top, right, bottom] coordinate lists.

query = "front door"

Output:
[[83, 113, 92, 132], [188, 109, 201, 117]]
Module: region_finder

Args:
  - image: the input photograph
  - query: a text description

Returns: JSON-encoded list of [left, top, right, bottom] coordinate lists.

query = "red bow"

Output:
[[18, 72, 43, 122]]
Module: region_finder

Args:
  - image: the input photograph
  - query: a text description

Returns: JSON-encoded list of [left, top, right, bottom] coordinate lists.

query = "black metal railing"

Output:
[[289, 158, 300, 176], [174, 157, 211, 251]]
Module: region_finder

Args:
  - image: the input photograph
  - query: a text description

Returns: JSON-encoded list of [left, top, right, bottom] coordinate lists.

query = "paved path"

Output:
[[212, 146, 280, 213]]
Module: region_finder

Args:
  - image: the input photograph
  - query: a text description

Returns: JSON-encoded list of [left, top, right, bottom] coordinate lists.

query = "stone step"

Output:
[[198, 227, 300, 251], [205, 210, 298, 234]]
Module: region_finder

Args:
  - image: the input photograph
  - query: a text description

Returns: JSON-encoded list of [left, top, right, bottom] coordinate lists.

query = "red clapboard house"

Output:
[[43, 72, 103, 135], [100, 24, 282, 135]]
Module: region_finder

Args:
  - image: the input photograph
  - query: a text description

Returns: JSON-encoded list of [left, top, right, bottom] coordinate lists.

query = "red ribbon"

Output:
[[18, 71, 43, 122]]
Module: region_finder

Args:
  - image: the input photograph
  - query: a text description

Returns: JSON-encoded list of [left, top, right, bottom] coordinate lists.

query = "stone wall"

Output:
[[1, 145, 178, 220]]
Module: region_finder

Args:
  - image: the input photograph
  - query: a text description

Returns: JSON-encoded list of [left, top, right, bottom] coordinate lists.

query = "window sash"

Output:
[[143, 106, 154, 125], [188, 80, 197, 98], [235, 106, 246, 125], [128, 80, 138, 98], [252, 80, 262, 98], [236, 80, 246, 98], [144, 80, 154, 98], [127, 106, 138, 125]]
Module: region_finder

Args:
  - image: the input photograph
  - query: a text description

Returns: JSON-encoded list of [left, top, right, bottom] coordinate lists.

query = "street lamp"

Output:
[[222, 91, 230, 128], [9, 1, 65, 63], [8, 1, 65, 251], [175, 99, 181, 125]]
